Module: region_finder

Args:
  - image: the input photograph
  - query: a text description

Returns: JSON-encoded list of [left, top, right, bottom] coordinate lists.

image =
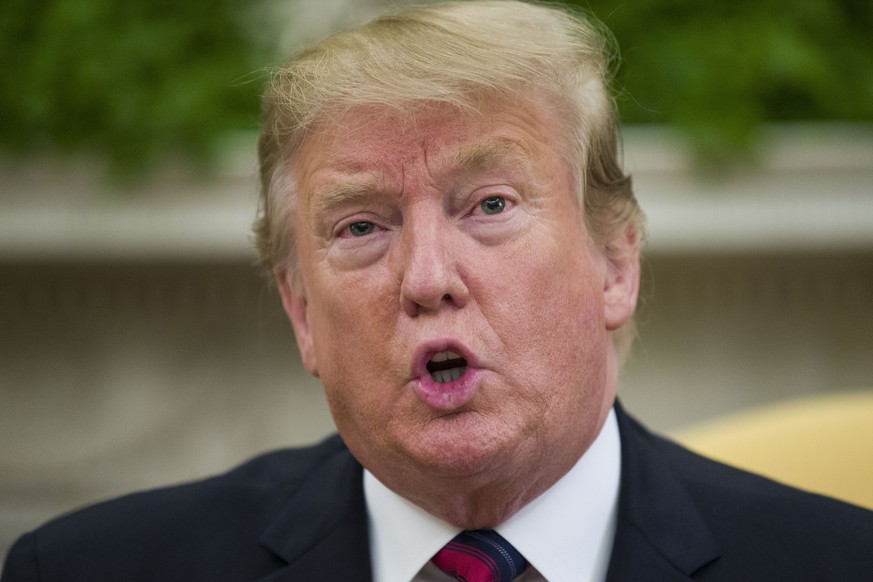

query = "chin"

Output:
[[401, 411, 526, 477]]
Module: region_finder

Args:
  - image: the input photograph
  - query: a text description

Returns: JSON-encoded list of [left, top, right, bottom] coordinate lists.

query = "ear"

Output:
[[276, 269, 319, 377], [603, 226, 641, 331]]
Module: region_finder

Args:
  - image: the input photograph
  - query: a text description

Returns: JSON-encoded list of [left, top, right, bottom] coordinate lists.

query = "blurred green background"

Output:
[[1, 0, 872, 176], [0, 0, 269, 176]]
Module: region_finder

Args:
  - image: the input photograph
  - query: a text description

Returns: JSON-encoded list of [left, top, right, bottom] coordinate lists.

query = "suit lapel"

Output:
[[258, 441, 372, 582], [606, 402, 720, 581]]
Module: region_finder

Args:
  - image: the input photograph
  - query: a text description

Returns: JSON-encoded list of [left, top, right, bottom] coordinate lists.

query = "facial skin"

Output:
[[277, 95, 640, 528]]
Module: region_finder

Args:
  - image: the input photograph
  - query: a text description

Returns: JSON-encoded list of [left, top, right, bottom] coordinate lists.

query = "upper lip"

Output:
[[412, 338, 477, 378]]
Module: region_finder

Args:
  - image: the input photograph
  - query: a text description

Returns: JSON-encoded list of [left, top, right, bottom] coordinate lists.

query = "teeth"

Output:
[[431, 366, 467, 384], [426, 350, 467, 383], [430, 350, 460, 363]]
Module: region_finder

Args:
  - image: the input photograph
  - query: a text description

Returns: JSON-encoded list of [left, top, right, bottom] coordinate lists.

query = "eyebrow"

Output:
[[308, 139, 533, 219], [308, 175, 386, 219], [449, 140, 532, 176]]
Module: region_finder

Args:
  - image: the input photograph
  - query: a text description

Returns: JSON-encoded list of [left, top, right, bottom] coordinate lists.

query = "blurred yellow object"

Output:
[[674, 390, 873, 510]]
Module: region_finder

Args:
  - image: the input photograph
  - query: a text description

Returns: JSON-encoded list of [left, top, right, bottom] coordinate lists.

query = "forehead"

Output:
[[292, 97, 569, 189]]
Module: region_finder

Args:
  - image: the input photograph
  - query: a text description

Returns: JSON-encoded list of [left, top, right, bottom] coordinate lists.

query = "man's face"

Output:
[[279, 96, 638, 519]]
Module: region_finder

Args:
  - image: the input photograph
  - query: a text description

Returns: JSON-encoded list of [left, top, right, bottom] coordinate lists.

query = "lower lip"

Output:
[[413, 368, 481, 411]]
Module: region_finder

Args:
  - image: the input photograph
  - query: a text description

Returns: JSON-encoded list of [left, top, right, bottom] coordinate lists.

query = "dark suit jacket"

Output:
[[3, 402, 872, 581]]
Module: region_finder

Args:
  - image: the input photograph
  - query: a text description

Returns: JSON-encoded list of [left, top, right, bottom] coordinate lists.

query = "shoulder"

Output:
[[665, 435, 873, 578], [2, 435, 354, 582], [42, 434, 348, 534], [617, 406, 873, 579], [654, 423, 872, 525]]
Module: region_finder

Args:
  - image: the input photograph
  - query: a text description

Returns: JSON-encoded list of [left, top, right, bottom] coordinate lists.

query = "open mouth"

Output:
[[425, 350, 468, 383]]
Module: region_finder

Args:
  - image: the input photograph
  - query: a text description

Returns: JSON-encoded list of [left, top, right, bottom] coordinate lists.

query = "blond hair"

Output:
[[254, 0, 644, 353]]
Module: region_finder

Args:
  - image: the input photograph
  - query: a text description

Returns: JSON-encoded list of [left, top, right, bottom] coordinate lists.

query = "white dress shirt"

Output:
[[365, 408, 621, 582]]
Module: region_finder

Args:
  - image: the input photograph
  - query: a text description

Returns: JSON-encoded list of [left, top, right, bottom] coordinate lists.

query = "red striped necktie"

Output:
[[431, 529, 529, 581]]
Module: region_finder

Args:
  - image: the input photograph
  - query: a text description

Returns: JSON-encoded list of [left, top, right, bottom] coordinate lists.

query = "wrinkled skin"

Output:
[[278, 96, 640, 527]]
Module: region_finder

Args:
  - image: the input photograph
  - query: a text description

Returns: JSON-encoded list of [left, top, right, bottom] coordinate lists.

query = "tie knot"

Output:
[[432, 529, 528, 582]]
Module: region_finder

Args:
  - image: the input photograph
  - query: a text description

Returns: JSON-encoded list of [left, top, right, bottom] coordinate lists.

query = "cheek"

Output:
[[498, 240, 603, 344], [307, 267, 403, 404], [311, 264, 396, 344], [496, 242, 607, 402]]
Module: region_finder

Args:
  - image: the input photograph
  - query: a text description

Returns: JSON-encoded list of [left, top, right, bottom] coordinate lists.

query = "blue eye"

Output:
[[480, 196, 506, 215], [348, 221, 375, 237]]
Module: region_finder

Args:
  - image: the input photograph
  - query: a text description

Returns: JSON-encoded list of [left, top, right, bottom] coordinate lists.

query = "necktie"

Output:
[[431, 529, 529, 582]]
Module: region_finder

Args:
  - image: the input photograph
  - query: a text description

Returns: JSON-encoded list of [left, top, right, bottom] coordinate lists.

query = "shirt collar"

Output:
[[365, 408, 621, 582]]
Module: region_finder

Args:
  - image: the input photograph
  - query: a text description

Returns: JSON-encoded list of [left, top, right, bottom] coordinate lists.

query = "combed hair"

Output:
[[255, 0, 645, 355]]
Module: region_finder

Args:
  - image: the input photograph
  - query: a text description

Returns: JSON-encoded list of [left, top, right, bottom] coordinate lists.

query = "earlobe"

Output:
[[277, 269, 320, 377], [603, 227, 641, 331]]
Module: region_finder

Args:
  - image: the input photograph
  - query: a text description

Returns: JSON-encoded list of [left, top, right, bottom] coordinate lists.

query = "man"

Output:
[[3, 1, 872, 581]]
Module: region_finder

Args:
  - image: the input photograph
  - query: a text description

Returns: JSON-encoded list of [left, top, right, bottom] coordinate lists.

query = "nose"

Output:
[[398, 214, 469, 317]]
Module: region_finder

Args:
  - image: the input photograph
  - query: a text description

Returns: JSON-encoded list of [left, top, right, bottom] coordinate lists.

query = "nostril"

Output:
[[442, 294, 452, 302]]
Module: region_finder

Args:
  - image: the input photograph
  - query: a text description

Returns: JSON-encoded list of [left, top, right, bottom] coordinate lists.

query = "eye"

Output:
[[347, 221, 376, 237], [480, 196, 506, 215]]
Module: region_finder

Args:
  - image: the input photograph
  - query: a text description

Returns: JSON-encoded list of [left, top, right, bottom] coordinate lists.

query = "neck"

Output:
[[404, 467, 562, 528], [381, 404, 613, 528]]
